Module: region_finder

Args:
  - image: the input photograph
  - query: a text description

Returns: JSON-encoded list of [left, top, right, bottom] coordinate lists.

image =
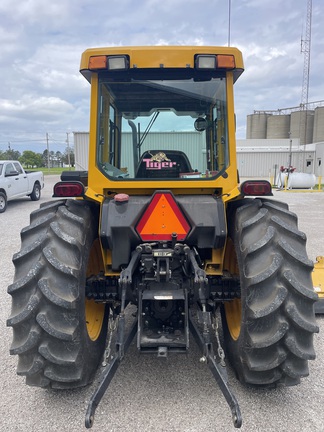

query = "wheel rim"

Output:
[[85, 239, 106, 341], [224, 238, 242, 341], [0, 197, 4, 209]]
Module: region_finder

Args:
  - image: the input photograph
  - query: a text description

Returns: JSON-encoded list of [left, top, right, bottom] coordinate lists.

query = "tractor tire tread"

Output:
[[224, 198, 318, 387], [7, 199, 107, 389]]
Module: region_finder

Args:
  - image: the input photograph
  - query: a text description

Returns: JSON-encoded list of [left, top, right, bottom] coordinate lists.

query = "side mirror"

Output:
[[194, 117, 208, 132]]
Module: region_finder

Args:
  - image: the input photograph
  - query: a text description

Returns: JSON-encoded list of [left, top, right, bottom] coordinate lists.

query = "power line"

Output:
[[0, 135, 70, 145], [0, 139, 46, 143]]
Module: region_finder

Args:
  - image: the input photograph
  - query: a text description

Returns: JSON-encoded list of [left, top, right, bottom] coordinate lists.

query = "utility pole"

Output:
[[288, 131, 293, 169], [8, 142, 12, 160], [46, 132, 50, 171], [66, 132, 71, 169]]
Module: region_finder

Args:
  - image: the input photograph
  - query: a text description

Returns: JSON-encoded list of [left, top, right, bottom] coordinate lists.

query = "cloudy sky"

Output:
[[0, 0, 323, 154]]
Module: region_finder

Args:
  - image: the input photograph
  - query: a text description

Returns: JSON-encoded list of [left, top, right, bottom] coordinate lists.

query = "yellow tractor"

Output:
[[7, 46, 321, 428], [314, 256, 324, 312]]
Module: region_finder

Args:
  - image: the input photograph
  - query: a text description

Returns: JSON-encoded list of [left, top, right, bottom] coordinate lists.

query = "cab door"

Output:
[[13, 162, 29, 195]]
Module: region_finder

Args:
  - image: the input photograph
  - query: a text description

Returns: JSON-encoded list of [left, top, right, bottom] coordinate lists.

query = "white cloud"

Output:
[[0, 96, 74, 128], [0, 0, 322, 150]]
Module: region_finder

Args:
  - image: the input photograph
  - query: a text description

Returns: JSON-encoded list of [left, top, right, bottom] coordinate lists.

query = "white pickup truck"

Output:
[[0, 160, 44, 213]]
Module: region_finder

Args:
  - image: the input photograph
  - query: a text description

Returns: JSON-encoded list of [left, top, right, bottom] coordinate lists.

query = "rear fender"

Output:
[[313, 256, 324, 313]]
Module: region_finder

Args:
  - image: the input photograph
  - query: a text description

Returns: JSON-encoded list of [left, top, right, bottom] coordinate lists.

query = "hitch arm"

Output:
[[85, 250, 142, 427], [85, 318, 137, 428], [189, 311, 242, 428]]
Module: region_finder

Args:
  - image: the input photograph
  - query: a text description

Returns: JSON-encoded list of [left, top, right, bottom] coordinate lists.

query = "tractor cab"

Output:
[[78, 46, 244, 198]]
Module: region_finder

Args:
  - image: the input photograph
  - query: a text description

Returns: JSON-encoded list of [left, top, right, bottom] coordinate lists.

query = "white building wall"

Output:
[[120, 132, 205, 177], [74, 132, 90, 171], [236, 152, 312, 178], [314, 142, 324, 177], [236, 139, 317, 177], [236, 138, 300, 149]]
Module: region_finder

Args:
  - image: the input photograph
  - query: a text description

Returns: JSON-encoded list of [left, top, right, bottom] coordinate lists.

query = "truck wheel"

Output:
[[0, 191, 7, 213], [30, 183, 41, 201], [222, 198, 319, 387], [7, 199, 108, 389]]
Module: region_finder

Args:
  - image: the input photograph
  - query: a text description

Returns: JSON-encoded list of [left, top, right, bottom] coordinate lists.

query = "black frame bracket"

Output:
[[85, 318, 137, 428], [189, 310, 242, 428]]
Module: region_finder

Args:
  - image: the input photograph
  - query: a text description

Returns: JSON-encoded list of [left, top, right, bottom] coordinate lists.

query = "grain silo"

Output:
[[266, 115, 290, 139], [290, 110, 314, 145], [247, 113, 269, 139], [313, 106, 324, 142], [246, 114, 252, 139]]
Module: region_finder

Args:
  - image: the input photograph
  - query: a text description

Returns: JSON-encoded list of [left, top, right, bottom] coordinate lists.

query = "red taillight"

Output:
[[136, 191, 190, 241], [241, 180, 272, 196], [53, 181, 85, 197]]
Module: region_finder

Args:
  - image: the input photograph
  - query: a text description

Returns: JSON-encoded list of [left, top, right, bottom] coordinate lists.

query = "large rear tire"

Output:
[[222, 198, 319, 387], [7, 199, 108, 389]]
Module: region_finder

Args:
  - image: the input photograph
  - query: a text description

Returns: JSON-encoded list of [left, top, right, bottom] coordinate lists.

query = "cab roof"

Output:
[[80, 45, 244, 83]]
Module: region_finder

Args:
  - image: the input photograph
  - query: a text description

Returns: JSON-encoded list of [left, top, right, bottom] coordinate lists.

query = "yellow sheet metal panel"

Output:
[[80, 45, 244, 76], [313, 256, 324, 298], [313, 256, 324, 313]]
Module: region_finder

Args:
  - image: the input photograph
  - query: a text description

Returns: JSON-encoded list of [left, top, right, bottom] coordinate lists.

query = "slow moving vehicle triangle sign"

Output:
[[136, 192, 190, 241]]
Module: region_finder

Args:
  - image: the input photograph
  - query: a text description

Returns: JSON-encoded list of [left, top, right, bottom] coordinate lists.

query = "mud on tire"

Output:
[[7, 199, 108, 389], [222, 198, 319, 387]]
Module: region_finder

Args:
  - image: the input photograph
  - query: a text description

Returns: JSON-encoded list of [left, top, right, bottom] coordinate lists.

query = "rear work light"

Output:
[[53, 181, 85, 198], [107, 55, 129, 70], [195, 54, 235, 70], [241, 180, 273, 196], [88, 55, 129, 71], [195, 55, 217, 69]]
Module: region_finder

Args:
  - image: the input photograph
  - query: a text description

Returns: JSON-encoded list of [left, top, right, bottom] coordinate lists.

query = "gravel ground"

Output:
[[1, 175, 323, 432]]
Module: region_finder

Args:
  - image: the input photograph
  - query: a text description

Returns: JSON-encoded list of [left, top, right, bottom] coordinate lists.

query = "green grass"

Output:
[[314, 184, 324, 190], [27, 167, 75, 175]]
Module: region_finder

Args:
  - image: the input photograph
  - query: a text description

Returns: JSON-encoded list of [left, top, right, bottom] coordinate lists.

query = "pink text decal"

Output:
[[143, 159, 177, 170]]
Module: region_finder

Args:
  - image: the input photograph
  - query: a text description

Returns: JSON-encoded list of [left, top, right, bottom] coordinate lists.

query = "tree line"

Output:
[[0, 147, 75, 168]]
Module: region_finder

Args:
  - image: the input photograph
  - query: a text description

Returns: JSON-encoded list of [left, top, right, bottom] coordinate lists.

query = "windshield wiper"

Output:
[[138, 111, 160, 149]]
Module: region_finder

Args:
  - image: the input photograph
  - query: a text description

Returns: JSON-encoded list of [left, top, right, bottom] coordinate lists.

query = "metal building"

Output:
[[236, 139, 316, 178], [120, 132, 205, 177], [246, 113, 269, 139], [247, 106, 324, 145], [74, 132, 90, 171], [266, 115, 290, 139], [315, 142, 324, 177], [313, 107, 324, 143], [290, 110, 314, 145], [74, 132, 321, 179], [74, 131, 205, 176]]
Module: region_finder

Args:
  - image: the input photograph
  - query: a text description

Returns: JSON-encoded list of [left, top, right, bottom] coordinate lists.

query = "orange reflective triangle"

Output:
[[137, 193, 190, 241]]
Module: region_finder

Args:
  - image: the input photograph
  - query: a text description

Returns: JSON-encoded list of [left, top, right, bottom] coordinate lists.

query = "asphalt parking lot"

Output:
[[1, 176, 323, 432]]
